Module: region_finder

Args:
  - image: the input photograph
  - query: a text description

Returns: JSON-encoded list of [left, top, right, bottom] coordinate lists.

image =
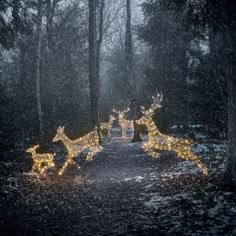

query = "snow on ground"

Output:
[[0, 137, 235, 235], [192, 143, 227, 154], [144, 192, 190, 210]]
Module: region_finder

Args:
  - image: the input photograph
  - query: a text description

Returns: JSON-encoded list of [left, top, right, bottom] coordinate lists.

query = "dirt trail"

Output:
[[3, 138, 234, 236]]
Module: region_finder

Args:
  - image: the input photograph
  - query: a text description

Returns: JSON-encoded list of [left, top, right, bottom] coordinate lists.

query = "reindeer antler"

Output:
[[123, 107, 130, 113], [140, 106, 146, 114], [34, 144, 40, 149], [57, 126, 65, 132], [142, 93, 163, 116], [112, 108, 119, 114], [151, 93, 163, 110]]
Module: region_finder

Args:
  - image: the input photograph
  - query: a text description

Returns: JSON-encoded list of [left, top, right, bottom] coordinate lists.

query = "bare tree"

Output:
[[46, 0, 61, 50], [35, 0, 44, 140], [125, 0, 141, 142], [88, 0, 101, 143], [223, 0, 236, 191], [96, 0, 104, 82]]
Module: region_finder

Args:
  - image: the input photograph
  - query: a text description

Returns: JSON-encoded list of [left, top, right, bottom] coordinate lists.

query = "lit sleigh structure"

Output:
[[136, 94, 208, 175]]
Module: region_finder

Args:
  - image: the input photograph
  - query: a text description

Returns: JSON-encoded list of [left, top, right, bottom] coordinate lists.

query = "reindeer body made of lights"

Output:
[[101, 115, 115, 136], [53, 126, 102, 175], [136, 94, 208, 175], [26, 145, 55, 174], [113, 108, 134, 139]]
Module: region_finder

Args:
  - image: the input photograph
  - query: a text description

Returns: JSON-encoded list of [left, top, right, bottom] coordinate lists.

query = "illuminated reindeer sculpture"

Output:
[[113, 108, 134, 139], [101, 115, 115, 136], [136, 94, 208, 175], [53, 126, 102, 175], [26, 145, 55, 174]]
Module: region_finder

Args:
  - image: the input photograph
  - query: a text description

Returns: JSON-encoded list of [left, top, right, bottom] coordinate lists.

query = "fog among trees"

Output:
[[0, 0, 236, 235]]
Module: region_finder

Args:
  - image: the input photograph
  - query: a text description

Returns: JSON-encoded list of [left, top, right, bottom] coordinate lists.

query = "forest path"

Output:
[[3, 137, 216, 235]]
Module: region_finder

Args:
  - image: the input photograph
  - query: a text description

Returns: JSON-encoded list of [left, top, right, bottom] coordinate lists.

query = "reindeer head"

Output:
[[113, 107, 130, 120], [109, 115, 116, 121], [26, 144, 40, 154], [136, 93, 163, 125], [53, 126, 65, 142]]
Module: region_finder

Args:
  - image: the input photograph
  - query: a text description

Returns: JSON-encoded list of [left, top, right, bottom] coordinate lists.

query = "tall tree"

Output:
[[0, 0, 27, 49], [222, 0, 236, 191], [125, 0, 141, 142], [35, 0, 44, 140], [96, 0, 104, 85], [89, 0, 101, 143]]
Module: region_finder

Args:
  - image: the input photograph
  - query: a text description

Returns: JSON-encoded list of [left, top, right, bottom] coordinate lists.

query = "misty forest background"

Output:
[[0, 0, 235, 190]]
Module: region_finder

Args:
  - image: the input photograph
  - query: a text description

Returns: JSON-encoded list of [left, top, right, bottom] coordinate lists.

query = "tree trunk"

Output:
[[89, 0, 102, 144], [125, 0, 142, 142], [36, 0, 44, 141], [96, 0, 104, 84], [45, 0, 59, 126], [223, 0, 236, 191], [96, 0, 104, 142]]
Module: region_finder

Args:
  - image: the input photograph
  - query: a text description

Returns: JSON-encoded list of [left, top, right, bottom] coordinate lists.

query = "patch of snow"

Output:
[[192, 144, 208, 153], [212, 144, 226, 152], [134, 176, 145, 182], [170, 125, 177, 130], [165, 160, 200, 176], [124, 177, 132, 181], [145, 192, 189, 210], [111, 127, 121, 132], [195, 132, 208, 139], [145, 184, 154, 189], [192, 143, 226, 154]]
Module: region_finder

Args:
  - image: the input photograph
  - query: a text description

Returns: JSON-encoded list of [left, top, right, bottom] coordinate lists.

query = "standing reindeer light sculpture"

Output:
[[136, 94, 208, 175], [113, 108, 134, 139], [53, 126, 102, 175], [101, 115, 116, 137], [26, 145, 55, 174]]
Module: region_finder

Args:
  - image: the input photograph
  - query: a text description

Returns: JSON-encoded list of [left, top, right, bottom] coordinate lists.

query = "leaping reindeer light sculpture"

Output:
[[53, 126, 102, 175], [136, 94, 208, 175]]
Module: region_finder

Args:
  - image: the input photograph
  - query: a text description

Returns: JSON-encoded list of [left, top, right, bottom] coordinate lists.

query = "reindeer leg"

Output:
[[59, 156, 75, 176], [35, 163, 41, 173], [31, 162, 37, 172], [86, 146, 102, 161], [58, 161, 69, 176], [86, 151, 94, 161], [123, 127, 126, 140], [174, 146, 208, 175], [145, 148, 160, 158], [143, 143, 160, 158]]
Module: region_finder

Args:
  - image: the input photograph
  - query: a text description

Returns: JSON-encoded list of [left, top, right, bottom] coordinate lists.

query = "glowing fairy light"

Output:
[[26, 144, 55, 174], [137, 94, 208, 175], [113, 108, 134, 139], [101, 115, 115, 136], [53, 126, 102, 175]]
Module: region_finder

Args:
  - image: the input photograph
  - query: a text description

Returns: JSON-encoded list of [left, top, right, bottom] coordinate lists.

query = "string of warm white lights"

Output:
[[26, 145, 55, 174], [113, 108, 134, 139], [53, 126, 102, 175], [101, 115, 115, 136], [26, 96, 207, 177], [137, 94, 208, 176]]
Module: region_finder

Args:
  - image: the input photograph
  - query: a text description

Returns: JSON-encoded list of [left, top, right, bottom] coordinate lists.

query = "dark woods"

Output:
[[0, 0, 236, 189]]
